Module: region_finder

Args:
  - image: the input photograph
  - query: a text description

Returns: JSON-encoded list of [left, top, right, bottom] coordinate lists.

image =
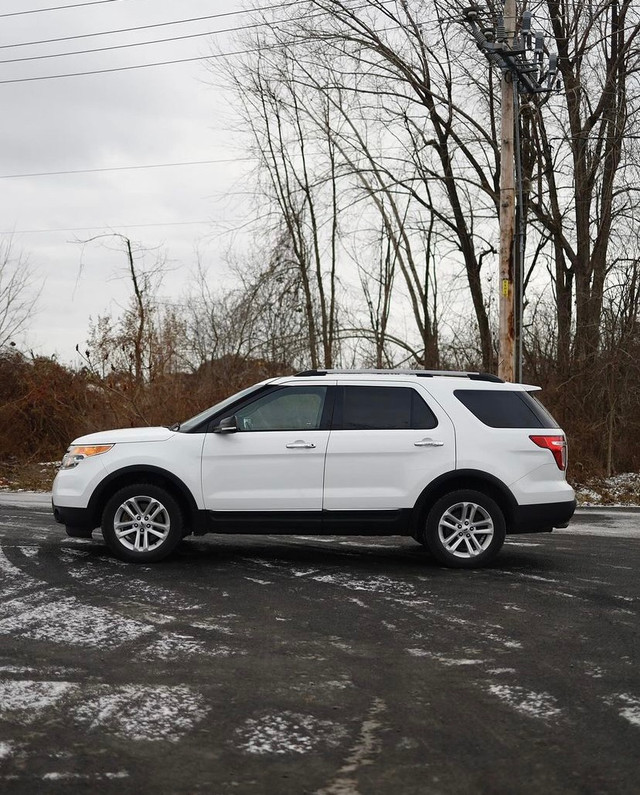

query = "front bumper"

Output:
[[510, 499, 577, 534], [52, 501, 97, 531]]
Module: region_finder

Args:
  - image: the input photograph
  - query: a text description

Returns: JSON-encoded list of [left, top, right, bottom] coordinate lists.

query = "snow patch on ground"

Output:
[[407, 649, 485, 666], [609, 693, 640, 727], [66, 568, 198, 610], [0, 741, 13, 760], [0, 547, 38, 598], [0, 594, 153, 649], [142, 632, 246, 660], [312, 573, 418, 598], [488, 684, 561, 720], [17, 546, 39, 558], [42, 771, 129, 781], [73, 685, 209, 742], [0, 680, 75, 720], [575, 472, 640, 506], [236, 711, 346, 755]]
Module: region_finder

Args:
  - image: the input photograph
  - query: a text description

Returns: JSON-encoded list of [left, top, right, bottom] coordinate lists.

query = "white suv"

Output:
[[52, 370, 575, 568]]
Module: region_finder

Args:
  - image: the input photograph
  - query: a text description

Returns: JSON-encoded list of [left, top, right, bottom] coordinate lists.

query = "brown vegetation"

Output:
[[3, 2, 640, 490]]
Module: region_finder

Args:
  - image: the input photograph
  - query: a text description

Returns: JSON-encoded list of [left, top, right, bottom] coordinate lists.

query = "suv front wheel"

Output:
[[101, 483, 184, 563], [423, 489, 506, 568]]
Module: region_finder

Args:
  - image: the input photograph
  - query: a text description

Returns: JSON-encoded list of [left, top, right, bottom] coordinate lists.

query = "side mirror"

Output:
[[212, 415, 238, 434]]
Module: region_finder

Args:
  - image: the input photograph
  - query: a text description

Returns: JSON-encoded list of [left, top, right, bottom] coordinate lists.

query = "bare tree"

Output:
[[0, 237, 39, 350], [81, 234, 186, 385], [220, 43, 344, 368], [523, 0, 640, 370]]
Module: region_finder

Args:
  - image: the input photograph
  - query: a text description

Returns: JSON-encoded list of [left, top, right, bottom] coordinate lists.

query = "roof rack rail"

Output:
[[294, 369, 503, 383]]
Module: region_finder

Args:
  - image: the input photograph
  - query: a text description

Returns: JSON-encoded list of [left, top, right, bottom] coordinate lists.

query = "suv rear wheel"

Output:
[[423, 489, 505, 568], [101, 483, 183, 563]]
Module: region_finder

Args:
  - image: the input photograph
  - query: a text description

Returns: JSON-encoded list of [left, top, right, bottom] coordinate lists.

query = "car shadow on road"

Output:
[[51, 531, 561, 580]]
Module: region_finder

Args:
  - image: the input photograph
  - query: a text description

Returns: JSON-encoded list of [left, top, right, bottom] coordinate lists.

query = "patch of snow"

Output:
[[73, 685, 209, 742], [0, 547, 37, 599], [488, 684, 561, 720], [312, 573, 417, 598], [484, 632, 522, 650], [574, 472, 640, 507], [17, 546, 39, 558], [505, 541, 541, 547], [0, 680, 75, 720], [0, 594, 153, 649], [609, 693, 640, 727], [42, 771, 129, 781], [142, 632, 245, 660], [0, 742, 13, 760], [407, 649, 485, 667], [236, 711, 346, 755]]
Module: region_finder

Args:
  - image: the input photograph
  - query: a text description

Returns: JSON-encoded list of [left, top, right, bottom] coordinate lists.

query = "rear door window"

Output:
[[454, 390, 557, 428], [334, 386, 438, 430]]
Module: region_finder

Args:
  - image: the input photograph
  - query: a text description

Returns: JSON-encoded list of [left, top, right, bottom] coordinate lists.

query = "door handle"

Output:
[[286, 440, 316, 449], [414, 438, 444, 447]]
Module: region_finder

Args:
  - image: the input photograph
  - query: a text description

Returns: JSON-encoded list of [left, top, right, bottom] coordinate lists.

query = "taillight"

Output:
[[529, 435, 567, 471]]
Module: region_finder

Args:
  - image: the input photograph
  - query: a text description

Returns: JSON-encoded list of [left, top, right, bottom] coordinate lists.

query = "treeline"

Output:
[[0, 296, 639, 480]]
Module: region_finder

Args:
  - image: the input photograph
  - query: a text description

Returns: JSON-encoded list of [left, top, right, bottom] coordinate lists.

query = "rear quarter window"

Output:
[[454, 389, 558, 429]]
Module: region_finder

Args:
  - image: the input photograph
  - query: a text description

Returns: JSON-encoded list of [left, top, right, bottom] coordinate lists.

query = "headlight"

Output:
[[60, 444, 114, 469]]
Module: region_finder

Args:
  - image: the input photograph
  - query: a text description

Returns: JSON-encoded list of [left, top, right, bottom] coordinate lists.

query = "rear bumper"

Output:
[[510, 499, 577, 534]]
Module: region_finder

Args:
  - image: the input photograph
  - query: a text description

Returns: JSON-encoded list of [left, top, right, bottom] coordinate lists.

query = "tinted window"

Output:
[[454, 389, 557, 429], [337, 386, 437, 430], [234, 387, 327, 431]]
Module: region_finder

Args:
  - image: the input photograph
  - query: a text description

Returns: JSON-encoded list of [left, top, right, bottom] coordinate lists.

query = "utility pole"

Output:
[[462, 4, 558, 381], [498, 0, 516, 382]]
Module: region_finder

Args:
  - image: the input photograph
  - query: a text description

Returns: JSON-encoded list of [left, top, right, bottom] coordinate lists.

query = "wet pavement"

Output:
[[0, 497, 638, 793]]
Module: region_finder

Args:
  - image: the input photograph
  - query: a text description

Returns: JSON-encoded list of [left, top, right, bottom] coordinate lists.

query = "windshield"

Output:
[[176, 382, 272, 433]]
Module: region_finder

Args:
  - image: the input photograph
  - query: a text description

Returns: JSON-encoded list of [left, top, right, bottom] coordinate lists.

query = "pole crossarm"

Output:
[[461, 4, 558, 95]]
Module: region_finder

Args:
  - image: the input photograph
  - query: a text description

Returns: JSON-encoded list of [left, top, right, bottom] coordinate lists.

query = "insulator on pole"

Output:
[[521, 11, 532, 48]]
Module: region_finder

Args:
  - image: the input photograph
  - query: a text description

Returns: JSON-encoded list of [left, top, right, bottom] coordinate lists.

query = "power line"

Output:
[[0, 35, 331, 84], [0, 21, 270, 65], [0, 52, 212, 83], [0, 157, 256, 179], [0, 0, 128, 18], [0, 20, 397, 85], [0, 3, 298, 50], [4, 220, 213, 235]]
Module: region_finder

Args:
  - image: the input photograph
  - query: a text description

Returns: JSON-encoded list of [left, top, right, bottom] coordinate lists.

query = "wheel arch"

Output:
[[411, 469, 517, 534], [87, 466, 200, 533]]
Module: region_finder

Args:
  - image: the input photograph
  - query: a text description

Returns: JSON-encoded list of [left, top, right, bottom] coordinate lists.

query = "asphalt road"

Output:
[[0, 497, 638, 794]]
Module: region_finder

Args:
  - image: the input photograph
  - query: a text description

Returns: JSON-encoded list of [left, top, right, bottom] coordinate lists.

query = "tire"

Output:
[[65, 526, 94, 539], [101, 483, 184, 563], [422, 489, 506, 569]]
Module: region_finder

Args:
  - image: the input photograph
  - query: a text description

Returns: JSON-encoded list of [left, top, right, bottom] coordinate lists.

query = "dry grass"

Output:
[[0, 460, 58, 492]]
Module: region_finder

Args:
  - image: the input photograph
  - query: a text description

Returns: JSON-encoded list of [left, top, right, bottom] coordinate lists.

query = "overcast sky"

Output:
[[0, 0, 254, 361]]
